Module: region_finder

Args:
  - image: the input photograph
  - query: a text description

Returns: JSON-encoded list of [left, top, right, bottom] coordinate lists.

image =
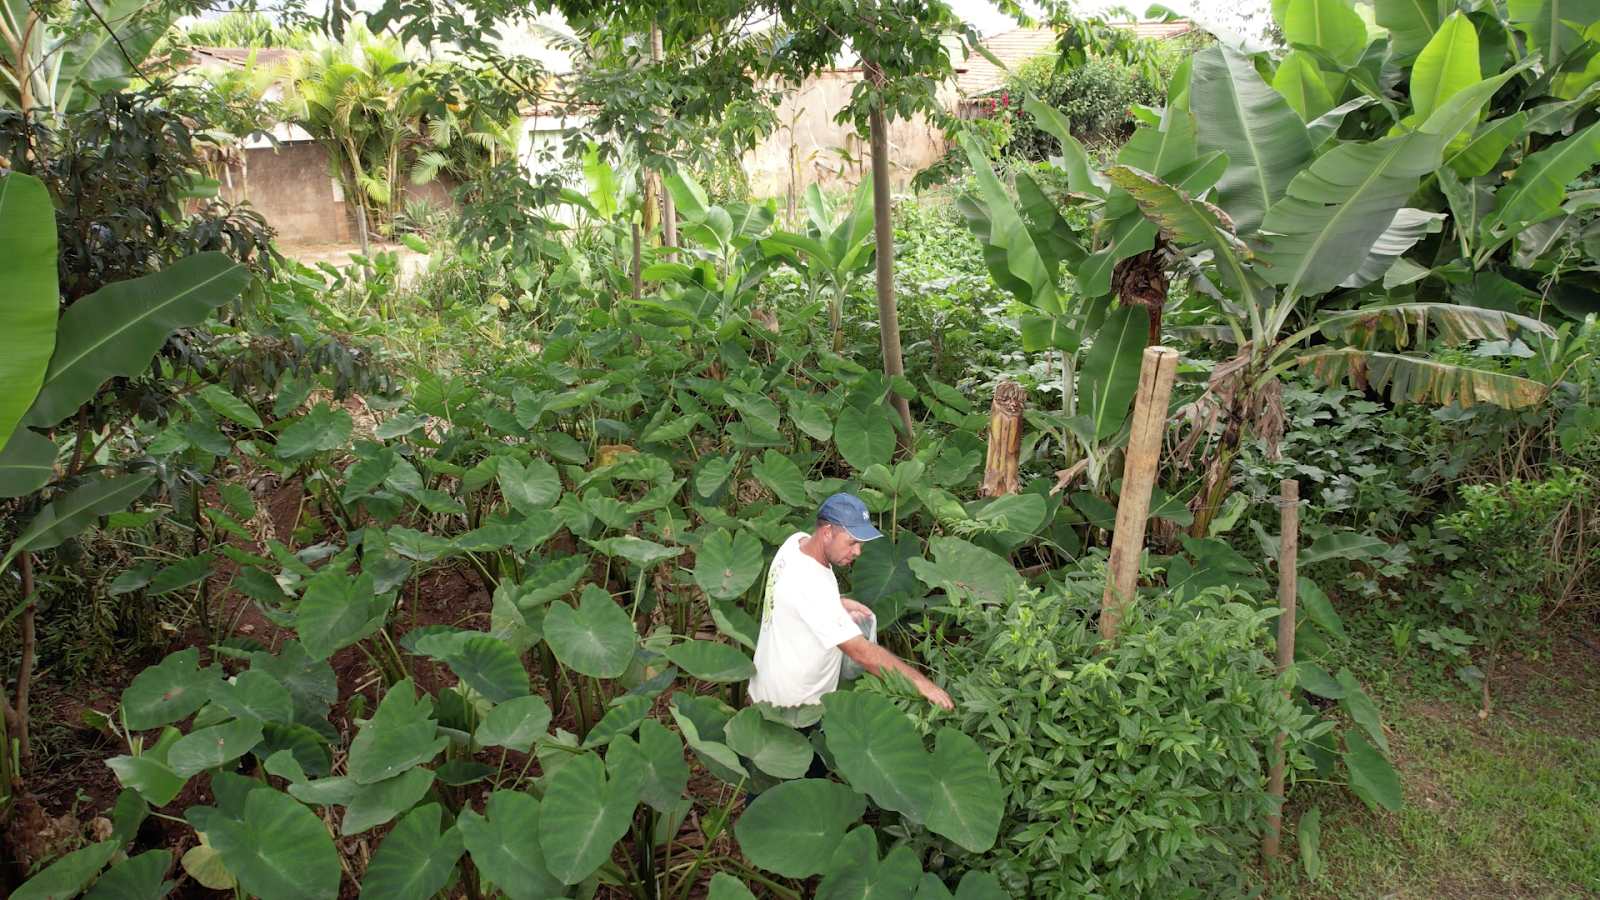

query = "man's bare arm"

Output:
[[839, 635, 953, 710]]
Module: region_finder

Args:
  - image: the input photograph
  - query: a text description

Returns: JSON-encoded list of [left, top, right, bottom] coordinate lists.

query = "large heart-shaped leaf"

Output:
[[107, 727, 188, 806], [693, 528, 765, 601], [459, 790, 565, 900], [834, 406, 895, 471], [359, 803, 463, 900], [297, 571, 386, 661], [343, 767, 435, 835], [347, 679, 448, 784], [815, 826, 923, 900], [276, 403, 354, 463], [122, 648, 217, 731], [735, 779, 865, 878], [662, 640, 756, 682], [605, 719, 689, 813], [538, 752, 639, 884], [209, 669, 294, 726], [708, 873, 758, 900], [752, 451, 808, 506], [580, 694, 651, 749], [0, 173, 58, 455], [82, 848, 173, 900], [421, 633, 530, 703], [12, 841, 117, 900], [207, 788, 341, 900], [907, 537, 1023, 602], [821, 692, 936, 820], [724, 707, 813, 778], [474, 695, 551, 753], [168, 719, 264, 777], [251, 641, 338, 715], [925, 728, 1003, 853], [848, 532, 922, 608], [1335, 670, 1388, 752], [499, 458, 562, 514], [544, 584, 636, 678]]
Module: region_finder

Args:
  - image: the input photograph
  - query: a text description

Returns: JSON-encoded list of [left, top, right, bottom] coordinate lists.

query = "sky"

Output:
[[946, 0, 1269, 39]]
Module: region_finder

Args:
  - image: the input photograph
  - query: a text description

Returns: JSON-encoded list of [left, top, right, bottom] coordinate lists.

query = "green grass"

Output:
[[1272, 647, 1600, 900]]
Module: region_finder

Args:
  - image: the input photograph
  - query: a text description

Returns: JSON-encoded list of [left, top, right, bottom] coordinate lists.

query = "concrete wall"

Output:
[[219, 141, 460, 247], [744, 70, 957, 200]]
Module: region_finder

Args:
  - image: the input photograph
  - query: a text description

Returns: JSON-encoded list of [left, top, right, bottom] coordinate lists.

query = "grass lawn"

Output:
[[1272, 631, 1600, 900]]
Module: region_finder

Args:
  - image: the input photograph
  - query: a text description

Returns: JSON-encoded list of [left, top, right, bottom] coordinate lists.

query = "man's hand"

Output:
[[919, 682, 955, 711], [840, 597, 876, 624]]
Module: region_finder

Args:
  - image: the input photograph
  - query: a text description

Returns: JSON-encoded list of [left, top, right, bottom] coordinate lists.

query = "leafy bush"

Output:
[[931, 582, 1303, 898], [999, 55, 1165, 159]]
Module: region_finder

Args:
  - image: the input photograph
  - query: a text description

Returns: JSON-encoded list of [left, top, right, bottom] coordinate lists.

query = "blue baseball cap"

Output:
[[816, 493, 883, 541]]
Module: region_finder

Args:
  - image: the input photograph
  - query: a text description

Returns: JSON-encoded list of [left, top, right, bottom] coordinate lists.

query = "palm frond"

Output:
[[1297, 348, 1551, 408]]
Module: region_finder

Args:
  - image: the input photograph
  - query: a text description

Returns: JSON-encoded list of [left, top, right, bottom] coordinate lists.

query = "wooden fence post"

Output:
[[1263, 478, 1300, 859], [979, 382, 1026, 497], [1098, 346, 1179, 642]]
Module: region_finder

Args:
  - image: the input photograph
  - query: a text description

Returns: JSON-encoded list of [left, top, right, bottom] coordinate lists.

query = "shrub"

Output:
[[932, 582, 1300, 899], [999, 55, 1165, 159]]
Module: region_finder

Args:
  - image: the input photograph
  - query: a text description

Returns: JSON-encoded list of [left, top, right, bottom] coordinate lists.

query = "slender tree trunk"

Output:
[[14, 551, 36, 768], [1263, 479, 1299, 859], [865, 62, 914, 450], [651, 22, 677, 260]]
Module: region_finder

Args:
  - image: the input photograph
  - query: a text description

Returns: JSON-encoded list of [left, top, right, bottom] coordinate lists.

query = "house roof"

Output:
[[955, 21, 1193, 96], [187, 46, 296, 69]]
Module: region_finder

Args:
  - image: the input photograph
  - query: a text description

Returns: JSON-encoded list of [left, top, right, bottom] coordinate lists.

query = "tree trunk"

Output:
[[14, 551, 36, 768], [1263, 479, 1299, 859], [865, 62, 914, 450], [1111, 240, 1169, 345], [1187, 411, 1244, 539], [651, 22, 678, 260], [980, 382, 1026, 497]]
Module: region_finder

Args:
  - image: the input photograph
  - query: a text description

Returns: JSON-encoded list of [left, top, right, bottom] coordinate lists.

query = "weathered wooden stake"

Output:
[[979, 382, 1026, 497], [1098, 346, 1178, 643], [1263, 478, 1300, 859]]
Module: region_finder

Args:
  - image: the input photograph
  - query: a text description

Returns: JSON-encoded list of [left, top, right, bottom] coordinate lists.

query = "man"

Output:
[[748, 493, 954, 710]]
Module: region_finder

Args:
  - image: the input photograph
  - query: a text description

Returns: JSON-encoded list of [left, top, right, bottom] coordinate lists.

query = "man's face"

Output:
[[817, 522, 864, 567]]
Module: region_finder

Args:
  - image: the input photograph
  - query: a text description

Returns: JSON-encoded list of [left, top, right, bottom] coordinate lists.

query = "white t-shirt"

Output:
[[748, 531, 862, 708]]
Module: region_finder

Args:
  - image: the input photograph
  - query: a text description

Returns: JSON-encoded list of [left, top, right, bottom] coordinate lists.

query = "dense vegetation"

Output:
[[1, 0, 1597, 898]]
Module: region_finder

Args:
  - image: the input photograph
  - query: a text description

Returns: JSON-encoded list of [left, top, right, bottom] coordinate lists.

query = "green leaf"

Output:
[[666, 173, 711, 221], [545, 585, 637, 678], [792, 401, 834, 442], [1376, 0, 1440, 58], [582, 144, 619, 220], [6, 473, 153, 569], [0, 173, 58, 454], [1508, 0, 1600, 68], [359, 804, 464, 900], [693, 528, 765, 601], [1301, 532, 1389, 564], [815, 826, 923, 900], [662, 640, 756, 682], [1298, 348, 1551, 408], [148, 552, 215, 596], [347, 679, 448, 785], [907, 536, 1022, 602], [822, 691, 936, 819], [82, 849, 173, 900], [1492, 121, 1600, 227], [168, 718, 264, 777], [1335, 670, 1389, 752], [474, 695, 552, 753], [834, 405, 896, 471], [1297, 807, 1324, 879], [1190, 45, 1314, 233], [200, 384, 263, 428], [297, 571, 386, 661], [926, 728, 1003, 853], [207, 788, 341, 900], [459, 790, 565, 900], [959, 135, 1061, 313], [1407, 12, 1481, 125], [849, 533, 922, 608], [122, 648, 216, 730], [427, 634, 530, 703], [499, 457, 562, 514], [708, 873, 758, 900], [276, 403, 354, 462], [725, 707, 814, 778], [518, 555, 587, 606], [1083, 304, 1150, 440], [670, 698, 748, 784], [1296, 576, 1348, 640], [752, 450, 808, 506], [13, 841, 118, 900], [1343, 729, 1404, 812], [209, 669, 294, 726], [607, 719, 690, 813], [1277, 0, 1370, 63], [343, 766, 435, 835], [1297, 662, 1345, 700], [1022, 94, 1108, 197], [1273, 51, 1336, 121], [251, 641, 338, 715], [538, 752, 639, 884], [735, 779, 865, 878], [581, 694, 651, 749], [24, 253, 249, 429], [0, 429, 56, 498]]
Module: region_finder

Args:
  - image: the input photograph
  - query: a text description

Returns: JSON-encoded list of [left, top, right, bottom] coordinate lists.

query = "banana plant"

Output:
[[761, 177, 877, 350], [1, 0, 175, 118], [638, 172, 779, 331]]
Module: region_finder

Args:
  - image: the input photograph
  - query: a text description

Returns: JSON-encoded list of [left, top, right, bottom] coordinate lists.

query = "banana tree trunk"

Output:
[[865, 61, 914, 450], [1112, 240, 1170, 345], [1188, 411, 1244, 538], [651, 22, 678, 260]]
